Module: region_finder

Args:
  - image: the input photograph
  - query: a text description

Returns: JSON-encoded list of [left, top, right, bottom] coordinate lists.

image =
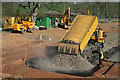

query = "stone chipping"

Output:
[[51, 54, 94, 72]]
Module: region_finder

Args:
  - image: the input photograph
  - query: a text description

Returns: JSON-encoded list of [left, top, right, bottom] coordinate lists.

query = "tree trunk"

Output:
[[104, 3, 108, 18], [18, 2, 40, 22], [31, 3, 40, 22], [31, 8, 38, 22]]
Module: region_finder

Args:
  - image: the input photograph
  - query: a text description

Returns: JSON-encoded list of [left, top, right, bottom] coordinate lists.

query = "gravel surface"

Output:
[[104, 45, 120, 60], [51, 54, 94, 72]]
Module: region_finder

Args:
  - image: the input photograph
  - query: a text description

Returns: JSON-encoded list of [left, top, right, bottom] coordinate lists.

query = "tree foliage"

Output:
[[18, 2, 40, 22], [2, 2, 13, 17], [2, 2, 119, 18]]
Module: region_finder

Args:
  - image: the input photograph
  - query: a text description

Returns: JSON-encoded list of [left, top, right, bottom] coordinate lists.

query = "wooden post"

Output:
[[24, 48, 27, 61]]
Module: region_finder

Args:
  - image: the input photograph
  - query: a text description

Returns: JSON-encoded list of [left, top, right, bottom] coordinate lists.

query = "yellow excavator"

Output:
[[13, 17, 35, 34], [3, 17, 15, 29], [59, 7, 71, 29], [58, 15, 106, 64], [3, 16, 32, 29]]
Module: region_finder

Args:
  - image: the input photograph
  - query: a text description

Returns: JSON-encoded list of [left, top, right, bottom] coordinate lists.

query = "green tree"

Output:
[[2, 2, 13, 17], [16, 9, 20, 16], [18, 2, 40, 22]]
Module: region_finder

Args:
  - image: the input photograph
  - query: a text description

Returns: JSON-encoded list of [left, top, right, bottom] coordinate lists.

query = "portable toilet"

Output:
[[51, 17, 56, 27], [45, 17, 50, 28]]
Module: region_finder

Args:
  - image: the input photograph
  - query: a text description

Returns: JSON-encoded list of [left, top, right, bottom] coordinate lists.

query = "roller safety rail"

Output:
[[58, 15, 98, 54]]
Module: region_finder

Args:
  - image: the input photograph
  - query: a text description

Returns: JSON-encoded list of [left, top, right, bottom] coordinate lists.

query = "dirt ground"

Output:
[[2, 22, 119, 78]]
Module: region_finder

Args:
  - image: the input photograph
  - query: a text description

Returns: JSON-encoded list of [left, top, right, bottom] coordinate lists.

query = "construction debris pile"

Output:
[[27, 53, 96, 76], [27, 45, 119, 76], [51, 54, 94, 72]]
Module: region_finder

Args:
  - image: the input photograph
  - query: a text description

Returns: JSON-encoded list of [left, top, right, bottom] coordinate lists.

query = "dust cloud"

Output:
[[27, 46, 97, 76]]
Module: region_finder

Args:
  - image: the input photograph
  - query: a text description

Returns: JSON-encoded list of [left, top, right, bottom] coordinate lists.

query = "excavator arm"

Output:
[[59, 7, 71, 28], [64, 7, 70, 24]]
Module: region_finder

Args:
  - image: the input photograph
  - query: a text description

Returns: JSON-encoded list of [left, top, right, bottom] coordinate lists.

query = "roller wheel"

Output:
[[21, 28, 26, 34]]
